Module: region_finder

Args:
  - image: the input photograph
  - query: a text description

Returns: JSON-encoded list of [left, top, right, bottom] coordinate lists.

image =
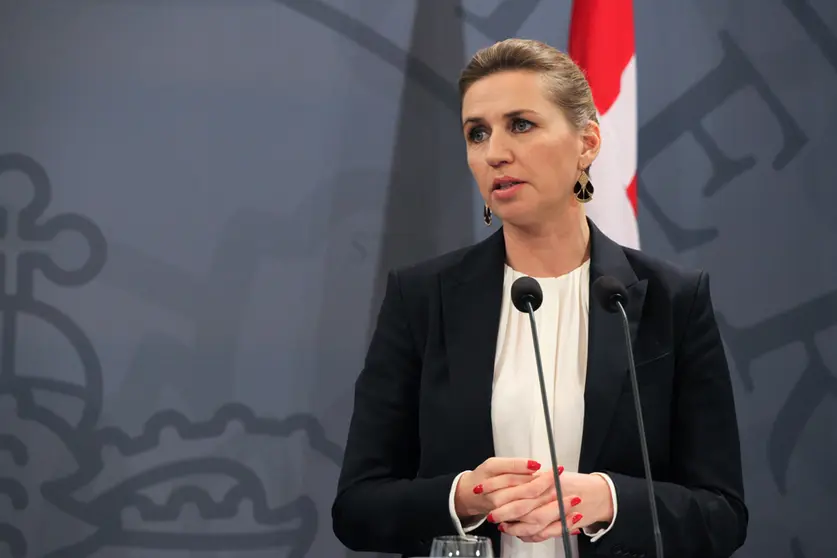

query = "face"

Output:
[[461, 70, 600, 227]]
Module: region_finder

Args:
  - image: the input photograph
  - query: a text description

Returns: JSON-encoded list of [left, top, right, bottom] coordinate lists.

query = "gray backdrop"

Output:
[[1, 1, 835, 557]]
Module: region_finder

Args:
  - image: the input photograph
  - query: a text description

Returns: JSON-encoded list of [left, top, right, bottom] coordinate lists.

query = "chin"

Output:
[[495, 211, 539, 229]]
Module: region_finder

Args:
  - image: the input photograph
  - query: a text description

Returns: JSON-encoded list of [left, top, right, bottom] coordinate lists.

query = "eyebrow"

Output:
[[461, 109, 537, 129]]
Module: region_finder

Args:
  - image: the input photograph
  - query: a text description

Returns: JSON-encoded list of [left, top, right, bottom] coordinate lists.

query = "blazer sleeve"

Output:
[[595, 271, 748, 558], [331, 270, 460, 554]]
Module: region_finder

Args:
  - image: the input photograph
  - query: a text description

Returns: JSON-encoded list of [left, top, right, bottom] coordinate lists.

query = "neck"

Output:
[[502, 206, 590, 278]]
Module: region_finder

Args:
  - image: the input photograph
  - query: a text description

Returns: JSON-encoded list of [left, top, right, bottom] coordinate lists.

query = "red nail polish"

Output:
[[558, 466, 564, 475], [528, 460, 541, 471], [487, 513, 494, 523], [473, 484, 483, 494], [571, 530, 581, 536], [572, 514, 583, 524], [571, 497, 581, 506], [498, 524, 505, 532]]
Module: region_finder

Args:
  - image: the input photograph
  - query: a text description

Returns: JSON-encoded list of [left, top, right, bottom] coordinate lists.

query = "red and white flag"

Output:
[[569, 0, 639, 249]]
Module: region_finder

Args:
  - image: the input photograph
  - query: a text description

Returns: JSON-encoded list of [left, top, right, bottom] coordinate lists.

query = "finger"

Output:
[[491, 470, 557, 508], [553, 512, 584, 533], [528, 479, 575, 508], [474, 472, 539, 496], [533, 520, 582, 539], [539, 532, 566, 542], [486, 493, 544, 524], [529, 466, 566, 484], [486, 480, 565, 523], [522, 466, 566, 500], [533, 525, 581, 541], [525, 496, 583, 526], [502, 518, 582, 539], [492, 473, 572, 516], [482, 457, 542, 476], [499, 520, 543, 538]]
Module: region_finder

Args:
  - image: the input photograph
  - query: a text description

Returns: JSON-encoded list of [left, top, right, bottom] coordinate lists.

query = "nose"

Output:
[[485, 134, 513, 168]]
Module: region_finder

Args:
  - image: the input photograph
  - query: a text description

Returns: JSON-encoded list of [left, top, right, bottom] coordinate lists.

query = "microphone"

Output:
[[592, 276, 664, 558], [510, 276, 574, 558]]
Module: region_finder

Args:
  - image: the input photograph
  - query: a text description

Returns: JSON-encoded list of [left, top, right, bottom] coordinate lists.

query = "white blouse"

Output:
[[449, 260, 617, 557]]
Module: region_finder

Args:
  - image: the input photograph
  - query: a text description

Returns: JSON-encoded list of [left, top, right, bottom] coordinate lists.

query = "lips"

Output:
[[492, 177, 525, 191], [494, 180, 522, 191]]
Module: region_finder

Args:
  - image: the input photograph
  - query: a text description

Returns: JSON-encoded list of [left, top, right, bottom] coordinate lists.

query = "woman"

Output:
[[332, 38, 747, 558]]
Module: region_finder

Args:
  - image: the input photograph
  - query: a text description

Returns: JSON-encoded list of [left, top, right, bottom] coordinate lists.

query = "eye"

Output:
[[467, 126, 488, 143], [512, 118, 533, 133]]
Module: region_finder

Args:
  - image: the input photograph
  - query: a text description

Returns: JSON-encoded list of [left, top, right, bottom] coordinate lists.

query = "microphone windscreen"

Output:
[[511, 276, 544, 313], [592, 275, 628, 313]]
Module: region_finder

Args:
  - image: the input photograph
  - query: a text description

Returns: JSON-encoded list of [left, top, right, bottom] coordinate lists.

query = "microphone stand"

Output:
[[524, 299, 574, 558], [615, 299, 664, 558]]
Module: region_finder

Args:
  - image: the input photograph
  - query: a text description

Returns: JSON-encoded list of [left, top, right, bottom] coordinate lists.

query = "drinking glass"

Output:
[[428, 535, 494, 557]]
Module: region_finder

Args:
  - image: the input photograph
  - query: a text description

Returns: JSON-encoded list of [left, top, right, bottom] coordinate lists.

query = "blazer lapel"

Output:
[[440, 229, 506, 467], [578, 220, 647, 473]]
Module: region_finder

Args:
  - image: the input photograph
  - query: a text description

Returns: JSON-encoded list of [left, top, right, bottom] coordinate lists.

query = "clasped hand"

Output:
[[454, 457, 613, 542]]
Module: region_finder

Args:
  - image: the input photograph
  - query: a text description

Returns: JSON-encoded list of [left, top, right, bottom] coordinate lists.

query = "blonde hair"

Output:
[[458, 38, 598, 131]]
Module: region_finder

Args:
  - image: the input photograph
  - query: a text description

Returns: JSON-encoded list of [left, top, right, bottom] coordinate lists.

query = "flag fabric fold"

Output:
[[569, 0, 640, 249]]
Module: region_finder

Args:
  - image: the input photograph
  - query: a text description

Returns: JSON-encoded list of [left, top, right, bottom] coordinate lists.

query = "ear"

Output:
[[579, 120, 602, 169]]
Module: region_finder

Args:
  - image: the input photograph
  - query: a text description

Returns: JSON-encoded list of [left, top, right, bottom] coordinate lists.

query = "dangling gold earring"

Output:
[[573, 170, 594, 203], [483, 204, 492, 226]]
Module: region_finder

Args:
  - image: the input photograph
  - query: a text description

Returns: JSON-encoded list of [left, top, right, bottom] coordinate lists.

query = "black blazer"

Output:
[[332, 220, 747, 558]]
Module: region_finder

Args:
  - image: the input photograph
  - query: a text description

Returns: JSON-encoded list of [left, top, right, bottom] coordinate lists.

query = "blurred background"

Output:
[[0, 1, 835, 557]]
